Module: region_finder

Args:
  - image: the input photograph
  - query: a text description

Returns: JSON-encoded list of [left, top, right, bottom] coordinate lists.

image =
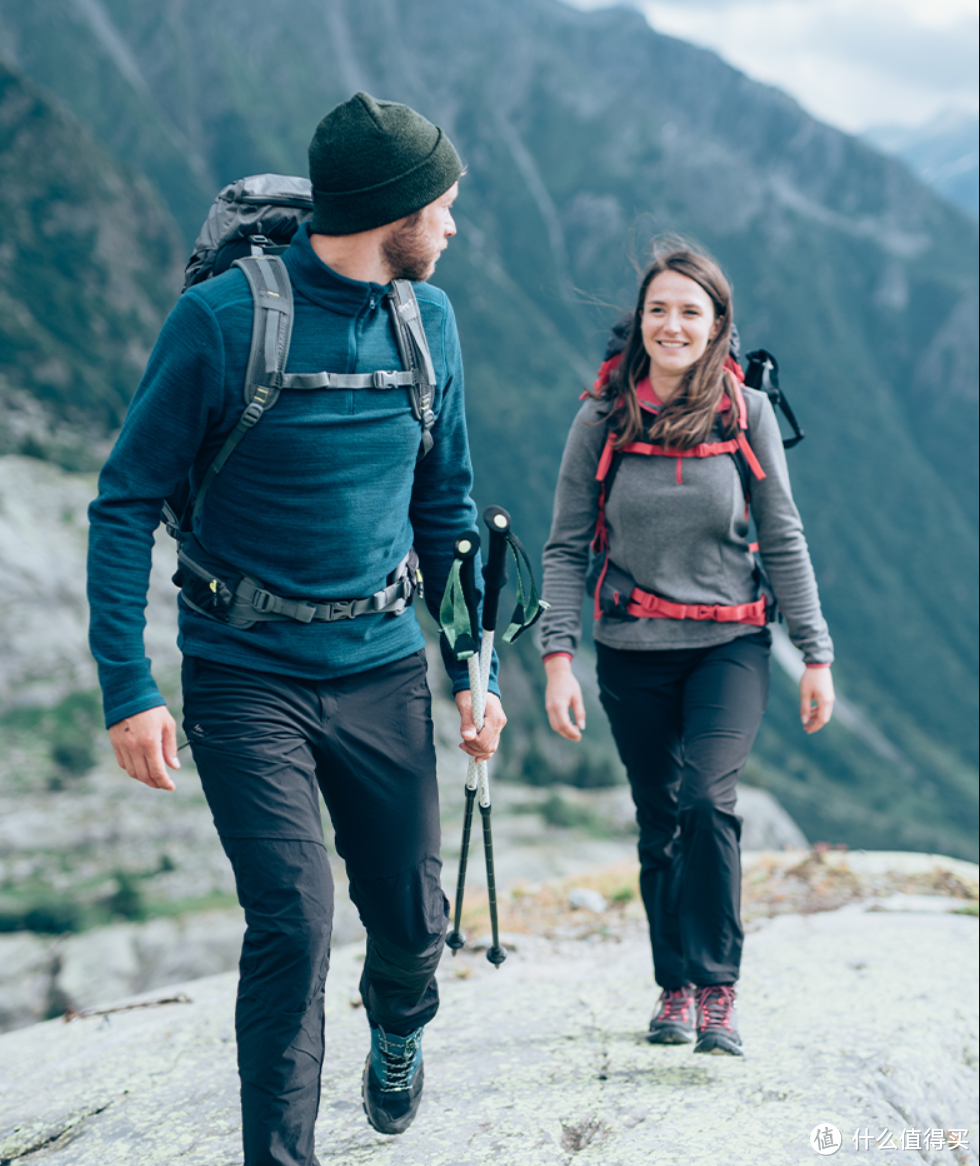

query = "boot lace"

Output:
[[657, 987, 692, 1022], [377, 1029, 422, 1092], [697, 984, 736, 1032]]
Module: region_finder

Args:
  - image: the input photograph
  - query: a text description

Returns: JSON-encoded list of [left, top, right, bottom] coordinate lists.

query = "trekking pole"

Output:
[[445, 534, 482, 957], [475, 506, 512, 968], [444, 511, 510, 966], [440, 508, 548, 967]]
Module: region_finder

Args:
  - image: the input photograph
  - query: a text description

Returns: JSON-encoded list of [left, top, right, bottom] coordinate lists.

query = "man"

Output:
[[87, 92, 505, 1165]]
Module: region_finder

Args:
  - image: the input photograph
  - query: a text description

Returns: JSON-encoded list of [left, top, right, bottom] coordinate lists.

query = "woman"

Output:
[[540, 243, 834, 1056]]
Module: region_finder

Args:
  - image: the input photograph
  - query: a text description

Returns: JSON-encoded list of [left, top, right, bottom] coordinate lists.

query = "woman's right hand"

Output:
[[544, 654, 586, 741]]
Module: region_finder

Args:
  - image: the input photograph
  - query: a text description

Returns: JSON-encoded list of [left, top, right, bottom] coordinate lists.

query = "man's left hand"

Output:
[[455, 691, 507, 761]]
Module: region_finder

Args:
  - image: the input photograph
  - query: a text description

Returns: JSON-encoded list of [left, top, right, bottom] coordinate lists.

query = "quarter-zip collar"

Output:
[[283, 224, 389, 316]]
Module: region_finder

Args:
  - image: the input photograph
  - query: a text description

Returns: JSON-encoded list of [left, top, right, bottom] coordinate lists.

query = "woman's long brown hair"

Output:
[[599, 243, 736, 451]]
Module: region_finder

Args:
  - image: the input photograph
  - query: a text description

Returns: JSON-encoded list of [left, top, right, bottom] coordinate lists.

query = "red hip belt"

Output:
[[590, 555, 770, 627], [626, 586, 768, 626]]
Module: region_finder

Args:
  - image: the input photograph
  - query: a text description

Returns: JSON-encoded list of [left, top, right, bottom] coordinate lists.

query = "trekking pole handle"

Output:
[[481, 506, 511, 633], [454, 533, 481, 647]]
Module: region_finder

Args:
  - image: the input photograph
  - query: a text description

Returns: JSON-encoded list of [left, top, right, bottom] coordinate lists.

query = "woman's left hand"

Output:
[[800, 667, 835, 734]]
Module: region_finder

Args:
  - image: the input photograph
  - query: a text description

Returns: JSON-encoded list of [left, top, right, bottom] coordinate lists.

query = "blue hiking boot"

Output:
[[361, 1025, 425, 1135]]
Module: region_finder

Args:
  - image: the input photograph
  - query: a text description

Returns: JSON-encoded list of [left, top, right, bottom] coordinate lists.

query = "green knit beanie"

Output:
[[308, 92, 462, 235]]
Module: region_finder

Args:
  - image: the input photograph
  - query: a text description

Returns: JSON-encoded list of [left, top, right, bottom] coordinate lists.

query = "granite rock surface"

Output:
[[0, 889, 976, 1166]]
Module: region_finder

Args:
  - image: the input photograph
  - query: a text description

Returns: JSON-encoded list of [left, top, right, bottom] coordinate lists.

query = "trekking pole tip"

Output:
[[446, 931, 466, 954], [487, 945, 507, 968]]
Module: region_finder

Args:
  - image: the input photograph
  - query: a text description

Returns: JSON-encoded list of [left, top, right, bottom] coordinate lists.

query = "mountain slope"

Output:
[[865, 111, 979, 220], [0, 0, 976, 856], [0, 62, 185, 465]]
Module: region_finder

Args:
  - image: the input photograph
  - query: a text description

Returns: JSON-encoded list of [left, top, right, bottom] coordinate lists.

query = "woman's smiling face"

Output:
[[640, 270, 719, 383]]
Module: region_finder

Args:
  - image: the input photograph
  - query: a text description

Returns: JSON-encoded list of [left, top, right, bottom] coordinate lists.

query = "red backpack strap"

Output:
[[591, 432, 616, 552], [731, 376, 748, 430], [724, 354, 745, 382], [595, 433, 616, 483], [582, 352, 624, 400], [728, 377, 766, 481], [736, 432, 765, 481], [595, 352, 622, 392]]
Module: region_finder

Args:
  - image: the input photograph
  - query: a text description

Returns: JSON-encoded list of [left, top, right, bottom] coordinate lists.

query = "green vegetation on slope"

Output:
[[0, 64, 185, 462]]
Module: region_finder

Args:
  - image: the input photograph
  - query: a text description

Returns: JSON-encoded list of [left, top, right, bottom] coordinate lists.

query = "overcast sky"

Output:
[[566, 0, 979, 133]]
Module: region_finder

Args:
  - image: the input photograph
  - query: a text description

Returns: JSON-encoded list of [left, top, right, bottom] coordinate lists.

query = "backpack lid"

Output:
[[183, 174, 314, 290]]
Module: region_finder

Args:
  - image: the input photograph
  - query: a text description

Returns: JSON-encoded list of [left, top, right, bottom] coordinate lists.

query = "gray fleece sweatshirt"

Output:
[[540, 388, 833, 665]]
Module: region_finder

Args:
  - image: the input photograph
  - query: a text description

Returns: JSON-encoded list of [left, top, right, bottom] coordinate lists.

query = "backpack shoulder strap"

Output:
[[189, 255, 293, 526], [236, 254, 293, 406], [728, 377, 766, 485], [386, 280, 437, 458]]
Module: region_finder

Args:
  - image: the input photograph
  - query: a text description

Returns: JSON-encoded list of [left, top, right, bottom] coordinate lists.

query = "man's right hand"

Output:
[[108, 706, 180, 791]]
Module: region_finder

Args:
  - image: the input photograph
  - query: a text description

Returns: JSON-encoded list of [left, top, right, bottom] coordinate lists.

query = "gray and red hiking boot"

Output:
[[647, 985, 696, 1044], [362, 1025, 425, 1135], [693, 984, 743, 1055]]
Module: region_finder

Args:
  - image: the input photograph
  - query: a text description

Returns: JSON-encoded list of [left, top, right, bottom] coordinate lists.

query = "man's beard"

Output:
[[381, 213, 440, 282]]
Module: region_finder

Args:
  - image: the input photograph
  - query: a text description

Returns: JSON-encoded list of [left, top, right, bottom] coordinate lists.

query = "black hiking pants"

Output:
[[596, 630, 770, 988], [182, 650, 448, 1166]]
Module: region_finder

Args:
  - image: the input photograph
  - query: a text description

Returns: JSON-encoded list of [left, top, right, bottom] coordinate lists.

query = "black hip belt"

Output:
[[174, 537, 421, 630]]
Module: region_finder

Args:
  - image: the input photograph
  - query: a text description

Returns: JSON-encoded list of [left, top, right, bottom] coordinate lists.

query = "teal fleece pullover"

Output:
[[88, 226, 491, 728]]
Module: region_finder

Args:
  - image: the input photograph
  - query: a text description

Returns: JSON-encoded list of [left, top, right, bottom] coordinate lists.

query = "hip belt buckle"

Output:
[[250, 588, 277, 614]]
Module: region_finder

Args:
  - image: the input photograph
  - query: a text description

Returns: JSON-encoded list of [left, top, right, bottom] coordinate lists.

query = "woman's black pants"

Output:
[[182, 650, 448, 1166], [596, 630, 770, 988]]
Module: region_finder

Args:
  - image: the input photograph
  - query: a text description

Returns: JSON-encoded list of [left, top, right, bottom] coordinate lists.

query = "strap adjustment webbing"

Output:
[[274, 369, 417, 391]]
